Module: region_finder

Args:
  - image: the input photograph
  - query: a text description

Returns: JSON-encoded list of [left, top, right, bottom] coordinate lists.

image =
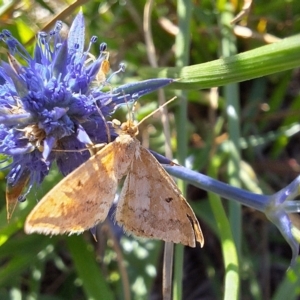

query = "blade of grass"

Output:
[[143, 1, 175, 298], [208, 157, 239, 300], [218, 3, 241, 298], [272, 258, 300, 300], [173, 0, 193, 299], [66, 235, 114, 300], [139, 34, 300, 89], [0, 235, 56, 286]]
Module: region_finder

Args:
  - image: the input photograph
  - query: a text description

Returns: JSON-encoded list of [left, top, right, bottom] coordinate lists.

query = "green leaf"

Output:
[[272, 259, 300, 300], [66, 236, 114, 300], [139, 34, 300, 90]]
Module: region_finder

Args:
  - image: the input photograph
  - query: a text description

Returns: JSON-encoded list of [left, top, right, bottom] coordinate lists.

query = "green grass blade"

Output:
[[272, 258, 300, 300], [173, 0, 193, 299], [218, 3, 241, 298], [139, 34, 300, 89], [208, 158, 239, 300], [66, 236, 114, 300]]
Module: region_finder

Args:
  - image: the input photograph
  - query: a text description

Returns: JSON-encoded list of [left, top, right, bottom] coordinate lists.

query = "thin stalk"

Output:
[[163, 165, 269, 212], [218, 0, 241, 284], [143, 2, 174, 299], [208, 158, 240, 300], [173, 0, 192, 299]]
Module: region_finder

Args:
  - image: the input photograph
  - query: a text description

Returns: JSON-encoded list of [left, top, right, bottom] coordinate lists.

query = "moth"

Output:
[[25, 106, 204, 248]]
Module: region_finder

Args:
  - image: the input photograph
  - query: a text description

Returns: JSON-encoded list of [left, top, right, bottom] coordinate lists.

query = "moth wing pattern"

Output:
[[25, 143, 119, 235], [116, 146, 204, 247]]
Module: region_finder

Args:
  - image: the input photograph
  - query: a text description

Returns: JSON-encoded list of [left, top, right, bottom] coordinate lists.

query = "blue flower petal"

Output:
[[43, 136, 56, 160], [68, 11, 85, 58], [110, 78, 174, 111]]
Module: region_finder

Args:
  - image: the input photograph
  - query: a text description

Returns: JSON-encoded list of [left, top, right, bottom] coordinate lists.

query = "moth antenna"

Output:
[[122, 93, 134, 124], [52, 143, 106, 153], [130, 100, 138, 124], [137, 96, 177, 127]]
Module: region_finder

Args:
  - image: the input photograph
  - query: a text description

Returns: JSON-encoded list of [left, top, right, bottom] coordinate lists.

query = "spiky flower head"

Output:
[[0, 11, 173, 218]]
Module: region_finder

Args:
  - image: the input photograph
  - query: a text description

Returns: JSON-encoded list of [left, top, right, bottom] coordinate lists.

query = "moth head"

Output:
[[120, 120, 139, 137]]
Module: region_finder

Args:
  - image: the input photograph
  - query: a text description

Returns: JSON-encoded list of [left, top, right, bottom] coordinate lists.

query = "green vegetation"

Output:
[[1, 0, 300, 299]]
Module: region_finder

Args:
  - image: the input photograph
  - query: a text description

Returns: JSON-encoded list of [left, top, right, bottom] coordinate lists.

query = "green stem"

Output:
[[219, 2, 241, 298], [173, 0, 192, 299], [208, 157, 240, 300]]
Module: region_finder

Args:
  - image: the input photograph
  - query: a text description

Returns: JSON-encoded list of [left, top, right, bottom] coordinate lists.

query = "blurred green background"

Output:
[[0, 0, 300, 299]]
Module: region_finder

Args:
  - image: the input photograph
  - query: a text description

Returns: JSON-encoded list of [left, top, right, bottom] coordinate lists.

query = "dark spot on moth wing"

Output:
[[165, 197, 173, 203], [77, 180, 83, 187]]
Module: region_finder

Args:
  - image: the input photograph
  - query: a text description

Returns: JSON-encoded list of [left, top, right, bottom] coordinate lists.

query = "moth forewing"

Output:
[[25, 143, 119, 235]]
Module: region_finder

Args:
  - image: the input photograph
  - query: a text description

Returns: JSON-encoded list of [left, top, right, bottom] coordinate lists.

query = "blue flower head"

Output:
[[0, 11, 173, 219]]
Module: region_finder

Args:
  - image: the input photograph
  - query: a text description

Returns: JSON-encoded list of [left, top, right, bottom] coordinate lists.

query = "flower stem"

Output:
[[219, 3, 242, 296], [164, 165, 269, 212]]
